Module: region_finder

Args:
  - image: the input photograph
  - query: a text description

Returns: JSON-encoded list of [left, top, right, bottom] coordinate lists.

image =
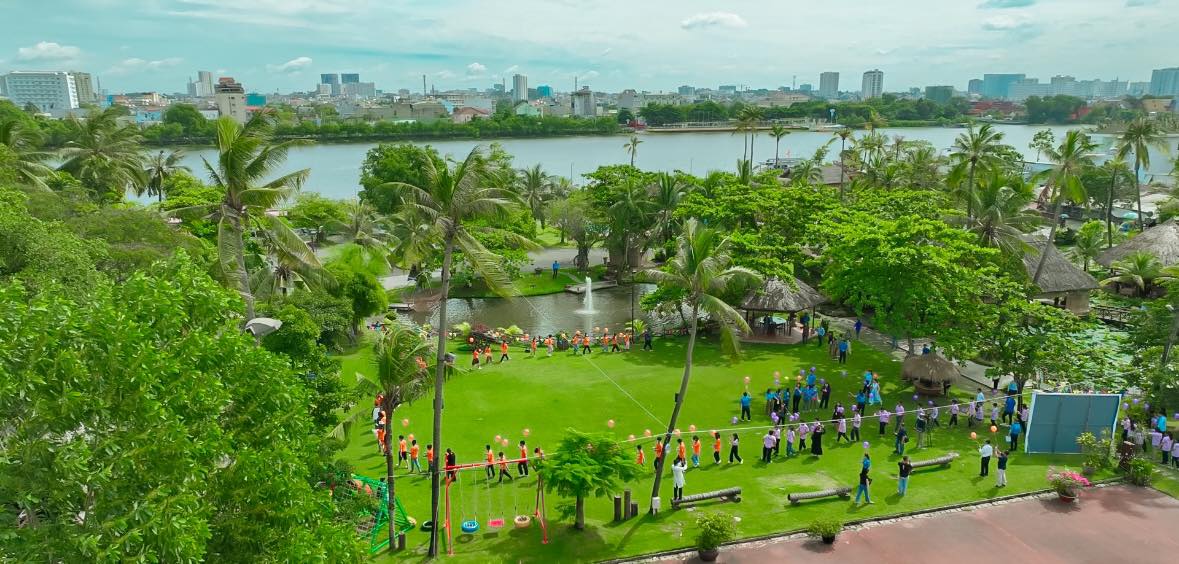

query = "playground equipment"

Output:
[[333, 474, 414, 554], [442, 455, 549, 556]]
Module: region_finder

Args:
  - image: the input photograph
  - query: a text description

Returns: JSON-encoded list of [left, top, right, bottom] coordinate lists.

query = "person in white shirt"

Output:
[[1171, 436, 1179, 469], [671, 456, 687, 500], [979, 440, 994, 477]]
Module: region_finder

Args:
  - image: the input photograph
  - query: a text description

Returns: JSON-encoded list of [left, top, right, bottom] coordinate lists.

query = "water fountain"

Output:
[[574, 276, 596, 315]]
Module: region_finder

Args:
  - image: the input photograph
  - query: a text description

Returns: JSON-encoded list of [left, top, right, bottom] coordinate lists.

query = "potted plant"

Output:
[[1075, 431, 1111, 476], [1126, 457, 1153, 486], [694, 512, 736, 562], [806, 517, 843, 545], [1046, 467, 1090, 502]]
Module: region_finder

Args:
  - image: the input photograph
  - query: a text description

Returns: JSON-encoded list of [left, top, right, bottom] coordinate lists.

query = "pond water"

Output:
[[404, 285, 654, 336]]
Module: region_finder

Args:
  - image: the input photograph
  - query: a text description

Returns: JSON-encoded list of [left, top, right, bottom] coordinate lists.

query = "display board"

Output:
[[1024, 392, 1120, 454]]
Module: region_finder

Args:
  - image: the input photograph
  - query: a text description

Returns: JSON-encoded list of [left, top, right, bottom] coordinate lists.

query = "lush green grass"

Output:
[[536, 226, 571, 248], [337, 336, 1102, 563], [1150, 462, 1179, 499]]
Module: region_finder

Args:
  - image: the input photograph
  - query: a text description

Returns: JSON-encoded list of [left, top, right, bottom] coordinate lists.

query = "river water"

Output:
[[177, 125, 1173, 198]]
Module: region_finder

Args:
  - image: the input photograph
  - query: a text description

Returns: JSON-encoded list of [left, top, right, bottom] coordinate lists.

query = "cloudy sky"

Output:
[[2, 0, 1176, 94]]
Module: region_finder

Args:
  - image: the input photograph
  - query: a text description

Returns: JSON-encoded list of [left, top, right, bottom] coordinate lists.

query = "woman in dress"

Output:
[[810, 420, 824, 455]]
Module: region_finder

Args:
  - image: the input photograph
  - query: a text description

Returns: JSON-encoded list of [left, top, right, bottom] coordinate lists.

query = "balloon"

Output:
[[1133, 398, 1140, 404], [1123, 403, 1129, 410], [628, 434, 636, 441], [523, 428, 531, 437], [744, 376, 751, 384], [495, 434, 502, 442], [502, 439, 510, 447], [644, 429, 652, 437], [607, 419, 615, 428], [970, 432, 978, 440], [862, 441, 870, 449], [731, 416, 739, 425], [674, 428, 682, 436], [990, 425, 998, 433], [819, 378, 826, 384], [852, 405, 858, 412], [402, 418, 410, 427], [928, 400, 934, 406], [689, 424, 697, 432], [408, 433, 415, 440], [810, 366, 816, 372], [912, 394, 919, 401]]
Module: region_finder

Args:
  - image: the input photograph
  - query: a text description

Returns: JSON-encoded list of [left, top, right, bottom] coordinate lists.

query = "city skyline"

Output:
[[1, 0, 1177, 94]]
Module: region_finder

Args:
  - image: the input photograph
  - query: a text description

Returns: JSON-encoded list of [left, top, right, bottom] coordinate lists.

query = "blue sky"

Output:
[[1, 0, 1176, 94]]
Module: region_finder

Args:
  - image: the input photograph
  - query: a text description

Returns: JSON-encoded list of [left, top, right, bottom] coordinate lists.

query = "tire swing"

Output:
[[512, 475, 531, 529]]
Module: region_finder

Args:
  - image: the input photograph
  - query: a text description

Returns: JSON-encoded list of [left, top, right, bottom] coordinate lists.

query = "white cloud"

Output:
[[435, 70, 455, 79], [504, 64, 520, 74], [466, 62, 486, 74], [16, 41, 82, 62], [267, 56, 313, 74], [106, 57, 183, 75], [680, 12, 748, 31], [981, 15, 1028, 30]]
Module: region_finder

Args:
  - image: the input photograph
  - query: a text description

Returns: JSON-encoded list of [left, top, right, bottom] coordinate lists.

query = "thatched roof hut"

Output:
[[1022, 239, 1098, 315], [1097, 219, 1179, 268], [742, 278, 828, 313], [902, 354, 960, 396]]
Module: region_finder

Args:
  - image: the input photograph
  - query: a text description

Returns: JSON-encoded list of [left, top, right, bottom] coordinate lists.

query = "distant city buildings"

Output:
[[967, 78, 983, 95], [571, 86, 595, 117], [512, 74, 528, 102], [861, 70, 883, 99], [187, 70, 213, 97], [819, 72, 839, 98], [677, 85, 696, 96], [214, 76, 248, 123], [1150, 67, 1179, 96], [925, 85, 954, 105], [320, 73, 340, 96], [341, 73, 360, 84], [799, 83, 813, 93], [718, 84, 737, 93], [536, 85, 553, 98], [618, 89, 641, 112], [0, 70, 89, 116], [1006, 75, 1127, 101], [979, 74, 1025, 99]]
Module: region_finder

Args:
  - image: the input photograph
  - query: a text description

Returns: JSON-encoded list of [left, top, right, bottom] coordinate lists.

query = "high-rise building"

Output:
[[341, 73, 360, 84], [819, 72, 839, 98], [536, 85, 553, 98], [571, 86, 595, 117], [320, 73, 340, 96], [1149, 67, 1179, 96], [677, 85, 696, 96], [861, 70, 883, 99], [69, 72, 96, 105], [0, 71, 80, 117], [718, 84, 737, 93], [618, 89, 641, 112], [967, 79, 983, 95], [341, 82, 377, 98], [799, 83, 813, 93], [198, 71, 213, 96], [1128, 81, 1152, 96], [924, 85, 954, 105], [214, 77, 248, 123], [980, 74, 1025, 99], [512, 74, 528, 102]]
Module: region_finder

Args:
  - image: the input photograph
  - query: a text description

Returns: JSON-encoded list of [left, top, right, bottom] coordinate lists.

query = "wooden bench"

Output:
[[671, 487, 742, 508], [787, 486, 852, 505], [910, 452, 959, 470]]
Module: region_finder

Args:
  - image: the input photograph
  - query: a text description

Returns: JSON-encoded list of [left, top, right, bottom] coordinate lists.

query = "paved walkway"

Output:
[[656, 485, 1179, 564]]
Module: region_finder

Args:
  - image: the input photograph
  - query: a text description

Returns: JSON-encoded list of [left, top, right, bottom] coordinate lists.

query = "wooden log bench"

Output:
[[671, 487, 742, 508], [910, 452, 959, 470], [787, 486, 852, 505]]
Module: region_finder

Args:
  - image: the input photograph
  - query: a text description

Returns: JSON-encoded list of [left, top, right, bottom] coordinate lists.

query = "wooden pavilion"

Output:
[[741, 278, 829, 344], [1022, 239, 1098, 315]]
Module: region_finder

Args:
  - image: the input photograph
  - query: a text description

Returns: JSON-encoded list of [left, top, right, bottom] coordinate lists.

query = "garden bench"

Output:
[[786, 486, 852, 504], [910, 452, 959, 470], [671, 487, 742, 508]]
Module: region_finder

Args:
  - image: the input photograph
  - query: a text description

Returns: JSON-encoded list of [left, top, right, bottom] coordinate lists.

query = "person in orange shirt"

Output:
[[712, 432, 722, 465], [530, 337, 539, 356], [570, 334, 581, 356], [653, 437, 665, 470], [499, 340, 510, 363], [533, 446, 545, 461], [691, 436, 702, 467], [545, 336, 554, 356], [676, 438, 687, 460], [484, 444, 496, 480], [472, 347, 481, 370], [483, 346, 492, 366], [376, 412, 388, 454], [611, 333, 621, 353], [497, 452, 514, 483], [517, 440, 530, 476], [409, 440, 422, 473], [397, 435, 408, 468], [623, 332, 631, 351], [636, 444, 646, 466]]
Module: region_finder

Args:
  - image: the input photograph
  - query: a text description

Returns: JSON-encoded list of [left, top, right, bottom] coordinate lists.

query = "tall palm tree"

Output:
[[1032, 130, 1097, 284], [1116, 117, 1168, 232], [739, 107, 764, 163], [608, 179, 653, 275], [639, 219, 761, 509], [1101, 250, 1163, 297], [1099, 157, 1132, 248], [142, 149, 189, 202], [325, 199, 399, 270], [171, 113, 314, 322], [835, 128, 854, 201], [623, 135, 643, 167], [649, 173, 687, 246], [962, 171, 1041, 256], [1070, 224, 1104, 273], [517, 164, 553, 228], [949, 123, 1005, 220], [0, 118, 54, 189], [58, 107, 146, 200], [769, 124, 790, 165], [380, 146, 531, 556]]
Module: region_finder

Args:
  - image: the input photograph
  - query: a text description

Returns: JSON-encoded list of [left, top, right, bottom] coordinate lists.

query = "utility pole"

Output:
[[422, 74, 427, 97]]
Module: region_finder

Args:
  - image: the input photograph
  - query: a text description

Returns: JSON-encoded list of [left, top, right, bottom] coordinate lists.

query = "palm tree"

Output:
[[735, 106, 764, 162], [1099, 157, 1132, 248], [518, 164, 553, 228], [949, 123, 1005, 220], [735, 159, 753, 186], [607, 180, 653, 275], [835, 128, 854, 201], [142, 149, 189, 202], [1101, 251, 1163, 297], [958, 171, 1041, 255], [248, 232, 334, 299], [58, 107, 146, 200], [1116, 117, 1168, 232], [639, 218, 761, 509], [769, 124, 790, 165], [789, 159, 823, 186], [649, 173, 687, 247], [623, 135, 643, 167], [0, 118, 54, 189], [171, 113, 314, 322], [380, 146, 531, 556], [324, 199, 400, 270], [1031, 130, 1097, 284], [1070, 224, 1104, 272]]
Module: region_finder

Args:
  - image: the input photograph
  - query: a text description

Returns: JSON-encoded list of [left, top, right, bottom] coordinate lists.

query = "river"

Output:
[[176, 125, 1174, 198]]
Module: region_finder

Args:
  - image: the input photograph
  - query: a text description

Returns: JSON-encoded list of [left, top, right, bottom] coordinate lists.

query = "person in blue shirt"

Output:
[[1009, 420, 1023, 451], [739, 392, 752, 421], [854, 318, 863, 339], [792, 385, 802, 413], [1003, 396, 1016, 425], [855, 390, 867, 414], [806, 371, 817, 388], [815, 325, 826, 347], [551, 260, 560, 278], [838, 338, 850, 364]]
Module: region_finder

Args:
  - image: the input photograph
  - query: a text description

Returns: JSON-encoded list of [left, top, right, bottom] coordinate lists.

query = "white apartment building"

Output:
[[861, 70, 883, 99], [0, 71, 81, 117], [512, 74, 528, 102]]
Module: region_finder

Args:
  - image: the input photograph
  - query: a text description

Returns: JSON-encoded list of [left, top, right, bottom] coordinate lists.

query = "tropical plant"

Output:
[[695, 512, 737, 552], [1029, 129, 1055, 162], [539, 430, 639, 530], [1031, 130, 1097, 284], [58, 107, 147, 200], [949, 123, 1006, 220], [769, 124, 790, 164], [1116, 117, 1168, 232], [1069, 220, 1105, 272], [607, 179, 653, 275], [806, 517, 843, 540], [1075, 431, 1112, 473], [835, 128, 854, 200], [960, 171, 1040, 256], [0, 118, 54, 189], [623, 135, 642, 167], [324, 199, 398, 270], [379, 145, 531, 555], [1046, 467, 1090, 496], [789, 159, 823, 186], [142, 149, 189, 202], [625, 318, 647, 335], [649, 173, 688, 247], [1126, 456, 1154, 486], [1096, 157, 1132, 248], [735, 106, 764, 162], [1101, 251, 1164, 297], [169, 112, 315, 322], [518, 164, 553, 228], [639, 219, 762, 506]]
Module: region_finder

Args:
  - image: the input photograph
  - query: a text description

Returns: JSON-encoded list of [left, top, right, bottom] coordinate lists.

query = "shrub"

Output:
[[1126, 457, 1153, 486], [1076, 431, 1112, 471], [695, 512, 736, 551], [1046, 467, 1090, 495], [806, 517, 843, 539]]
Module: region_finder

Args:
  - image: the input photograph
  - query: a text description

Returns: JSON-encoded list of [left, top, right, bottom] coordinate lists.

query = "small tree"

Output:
[[539, 430, 639, 530]]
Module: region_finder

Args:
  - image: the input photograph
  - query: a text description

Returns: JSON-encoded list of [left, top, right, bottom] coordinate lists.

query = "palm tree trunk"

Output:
[[775, 139, 780, 164], [384, 399, 397, 551], [1032, 196, 1061, 285], [650, 302, 699, 511], [1106, 170, 1116, 249], [749, 133, 755, 164], [743, 135, 748, 162], [966, 164, 976, 221], [839, 139, 847, 202], [226, 209, 256, 323], [1133, 163, 1144, 232], [426, 235, 455, 557]]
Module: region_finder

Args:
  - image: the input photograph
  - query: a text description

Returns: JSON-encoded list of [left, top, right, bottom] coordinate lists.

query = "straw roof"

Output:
[[1021, 239, 1098, 294], [901, 354, 959, 386], [1097, 219, 1179, 267], [742, 278, 829, 312]]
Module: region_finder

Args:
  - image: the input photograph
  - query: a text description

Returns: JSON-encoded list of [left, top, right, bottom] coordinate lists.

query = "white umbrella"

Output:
[[245, 317, 283, 338]]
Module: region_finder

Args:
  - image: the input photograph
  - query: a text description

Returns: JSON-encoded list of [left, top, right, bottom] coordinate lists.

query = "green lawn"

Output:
[[1151, 463, 1179, 499], [337, 335, 1102, 563], [536, 226, 571, 248]]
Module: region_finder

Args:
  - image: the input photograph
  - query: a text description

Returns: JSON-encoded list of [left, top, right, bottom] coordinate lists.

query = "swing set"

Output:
[[442, 457, 549, 556]]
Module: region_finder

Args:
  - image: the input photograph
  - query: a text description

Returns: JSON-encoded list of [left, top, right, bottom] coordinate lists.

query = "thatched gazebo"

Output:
[[1022, 239, 1098, 315], [742, 278, 829, 339], [1098, 218, 1179, 268], [902, 354, 960, 396]]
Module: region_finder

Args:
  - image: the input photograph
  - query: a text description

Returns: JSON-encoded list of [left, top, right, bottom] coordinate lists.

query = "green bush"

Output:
[[1076, 431, 1112, 471], [806, 517, 843, 538], [695, 512, 736, 551], [1126, 457, 1153, 486]]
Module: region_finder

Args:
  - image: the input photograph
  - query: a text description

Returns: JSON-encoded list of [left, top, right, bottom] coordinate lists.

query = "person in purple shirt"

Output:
[[761, 430, 776, 463], [894, 403, 905, 432]]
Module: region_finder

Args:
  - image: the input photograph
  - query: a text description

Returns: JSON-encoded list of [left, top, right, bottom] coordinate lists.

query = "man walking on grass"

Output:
[[979, 439, 993, 477]]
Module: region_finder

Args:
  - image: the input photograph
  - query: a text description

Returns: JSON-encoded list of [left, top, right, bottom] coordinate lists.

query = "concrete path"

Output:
[[656, 485, 1179, 564]]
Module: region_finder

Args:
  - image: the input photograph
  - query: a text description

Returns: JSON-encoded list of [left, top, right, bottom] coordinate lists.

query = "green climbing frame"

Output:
[[350, 474, 413, 554]]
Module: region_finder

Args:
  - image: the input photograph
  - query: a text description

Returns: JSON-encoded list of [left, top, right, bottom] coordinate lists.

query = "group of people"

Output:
[[464, 326, 657, 369], [1131, 410, 1179, 468]]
